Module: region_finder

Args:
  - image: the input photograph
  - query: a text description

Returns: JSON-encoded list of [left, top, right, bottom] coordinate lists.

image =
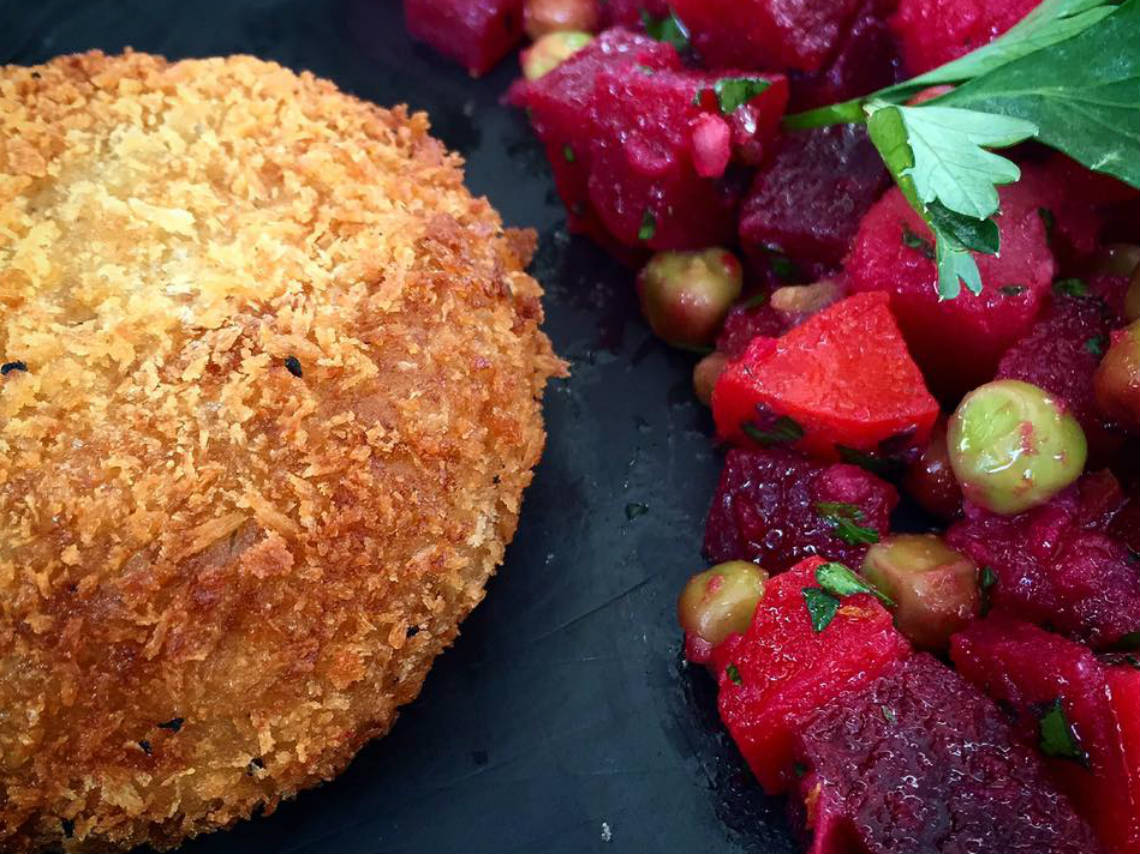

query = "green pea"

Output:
[[521, 31, 593, 80], [862, 534, 978, 650], [677, 561, 767, 647], [947, 379, 1087, 515], [637, 248, 743, 350]]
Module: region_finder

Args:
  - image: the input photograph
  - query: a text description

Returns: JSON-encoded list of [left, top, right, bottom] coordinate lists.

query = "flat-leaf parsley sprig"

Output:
[[784, 0, 1140, 299]]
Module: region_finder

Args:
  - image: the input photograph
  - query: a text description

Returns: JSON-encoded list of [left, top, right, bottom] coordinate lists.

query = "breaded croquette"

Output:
[[0, 50, 562, 852]]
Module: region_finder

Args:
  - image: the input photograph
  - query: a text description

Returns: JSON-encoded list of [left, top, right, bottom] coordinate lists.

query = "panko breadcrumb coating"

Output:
[[0, 51, 563, 852]]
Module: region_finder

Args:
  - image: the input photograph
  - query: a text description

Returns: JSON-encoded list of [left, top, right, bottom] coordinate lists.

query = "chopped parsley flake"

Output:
[[625, 502, 649, 520], [1038, 207, 1056, 234], [708, 76, 772, 115], [563, 144, 576, 163], [1084, 335, 1105, 356], [1037, 698, 1090, 766], [803, 587, 840, 633], [638, 210, 657, 241], [836, 445, 898, 478], [979, 566, 997, 616], [1000, 284, 1027, 296], [641, 9, 690, 52], [726, 663, 743, 685], [901, 224, 936, 260], [881, 705, 898, 724], [793, 761, 808, 778], [742, 415, 804, 446], [768, 251, 797, 282], [814, 502, 881, 546], [1054, 277, 1089, 298], [816, 561, 894, 607]]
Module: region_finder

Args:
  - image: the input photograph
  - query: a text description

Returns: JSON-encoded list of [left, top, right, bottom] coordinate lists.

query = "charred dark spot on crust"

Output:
[[67, 583, 78, 594], [251, 801, 266, 819], [157, 717, 184, 732], [246, 756, 265, 775], [284, 355, 303, 378], [1, 360, 28, 375], [492, 475, 501, 484], [138, 739, 152, 755], [406, 624, 420, 638], [61, 819, 74, 838]]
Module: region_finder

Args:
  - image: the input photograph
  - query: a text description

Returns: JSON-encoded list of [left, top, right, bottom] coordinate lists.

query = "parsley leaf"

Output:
[[979, 565, 998, 616], [726, 663, 743, 685], [803, 587, 840, 633], [641, 9, 691, 52], [938, 0, 1140, 187], [866, 103, 1035, 297], [741, 415, 805, 446], [1085, 335, 1106, 356], [781, 0, 1139, 298], [1054, 277, 1089, 297], [814, 503, 881, 546], [816, 562, 894, 607], [1037, 698, 1091, 766]]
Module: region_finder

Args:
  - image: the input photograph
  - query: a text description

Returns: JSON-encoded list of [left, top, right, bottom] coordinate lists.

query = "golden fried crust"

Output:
[[0, 51, 563, 852]]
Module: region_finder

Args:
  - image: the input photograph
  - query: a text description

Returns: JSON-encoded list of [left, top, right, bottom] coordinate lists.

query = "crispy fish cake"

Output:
[[0, 51, 562, 852]]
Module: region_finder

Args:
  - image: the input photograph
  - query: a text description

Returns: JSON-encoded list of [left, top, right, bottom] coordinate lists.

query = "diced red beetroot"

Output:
[[672, 0, 864, 72], [716, 299, 788, 359], [712, 292, 939, 459], [951, 617, 1140, 853], [889, 0, 1039, 75], [789, 1, 902, 111], [945, 476, 1140, 649], [587, 67, 788, 250], [404, 0, 524, 76], [845, 184, 1055, 400], [598, 0, 668, 28], [507, 29, 681, 240], [793, 654, 1101, 854], [708, 556, 910, 794], [1107, 665, 1140, 844], [704, 448, 899, 572], [997, 286, 1126, 465], [739, 125, 889, 275]]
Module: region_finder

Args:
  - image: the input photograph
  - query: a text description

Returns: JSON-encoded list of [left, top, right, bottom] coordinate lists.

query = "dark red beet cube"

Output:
[[709, 557, 910, 794], [713, 292, 939, 459], [793, 654, 1100, 854], [789, 0, 902, 111], [404, 0, 524, 76], [704, 448, 899, 572], [507, 29, 681, 240], [739, 124, 889, 274], [845, 184, 1055, 400], [587, 66, 787, 249], [997, 285, 1126, 465], [951, 617, 1140, 852], [946, 476, 1140, 650], [672, 0, 864, 72], [889, 0, 1039, 75], [716, 299, 788, 359]]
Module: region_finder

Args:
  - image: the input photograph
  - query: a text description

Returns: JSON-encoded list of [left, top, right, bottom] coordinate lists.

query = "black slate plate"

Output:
[[0, 2, 796, 851]]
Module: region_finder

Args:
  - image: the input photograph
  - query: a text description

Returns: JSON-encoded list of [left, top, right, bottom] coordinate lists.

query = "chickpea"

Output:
[[678, 561, 768, 648], [520, 31, 593, 80], [903, 417, 963, 520], [769, 279, 843, 326], [637, 248, 744, 349], [947, 379, 1087, 515], [862, 534, 979, 650], [693, 352, 728, 407], [1094, 320, 1140, 426], [523, 0, 599, 40]]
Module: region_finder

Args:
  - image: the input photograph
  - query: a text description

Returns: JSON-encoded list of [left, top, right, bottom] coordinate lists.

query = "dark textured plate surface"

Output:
[[0, 2, 795, 851]]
